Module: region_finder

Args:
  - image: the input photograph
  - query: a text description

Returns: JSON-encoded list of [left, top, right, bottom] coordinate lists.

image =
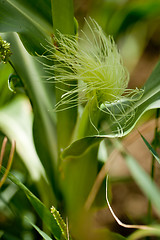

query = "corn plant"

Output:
[[0, 0, 160, 239]]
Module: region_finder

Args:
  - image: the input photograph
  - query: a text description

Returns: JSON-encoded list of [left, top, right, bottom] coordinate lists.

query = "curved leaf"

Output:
[[0, 96, 45, 181], [61, 136, 103, 159]]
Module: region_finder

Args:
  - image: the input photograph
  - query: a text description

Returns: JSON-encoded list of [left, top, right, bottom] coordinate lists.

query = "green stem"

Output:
[[74, 100, 100, 139], [60, 100, 100, 219], [51, 0, 77, 154]]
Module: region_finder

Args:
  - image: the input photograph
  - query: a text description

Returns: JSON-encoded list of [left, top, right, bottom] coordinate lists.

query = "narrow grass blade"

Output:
[[25, 217, 53, 240], [139, 132, 160, 164]]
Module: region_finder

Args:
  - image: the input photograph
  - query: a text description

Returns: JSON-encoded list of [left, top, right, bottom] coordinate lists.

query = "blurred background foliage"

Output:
[[75, 0, 160, 86], [0, 0, 160, 239]]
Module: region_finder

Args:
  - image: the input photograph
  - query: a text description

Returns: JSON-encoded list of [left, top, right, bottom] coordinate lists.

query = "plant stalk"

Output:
[[51, 0, 78, 155]]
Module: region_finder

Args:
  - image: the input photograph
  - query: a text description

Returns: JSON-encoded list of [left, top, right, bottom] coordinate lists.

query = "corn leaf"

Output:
[[0, 96, 45, 181]]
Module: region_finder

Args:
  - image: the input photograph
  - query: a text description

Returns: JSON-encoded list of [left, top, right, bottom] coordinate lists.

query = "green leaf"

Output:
[[3, 32, 58, 192], [51, 0, 78, 154], [139, 133, 160, 164], [25, 218, 53, 240], [0, 96, 45, 181], [127, 225, 160, 240], [0, 166, 62, 240], [60, 144, 99, 220], [124, 154, 160, 213], [0, 0, 53, 55], [62, 136, 103, 159]]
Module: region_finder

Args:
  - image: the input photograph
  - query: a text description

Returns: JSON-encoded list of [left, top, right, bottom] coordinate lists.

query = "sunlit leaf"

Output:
[[0, 96, 45, 181]]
